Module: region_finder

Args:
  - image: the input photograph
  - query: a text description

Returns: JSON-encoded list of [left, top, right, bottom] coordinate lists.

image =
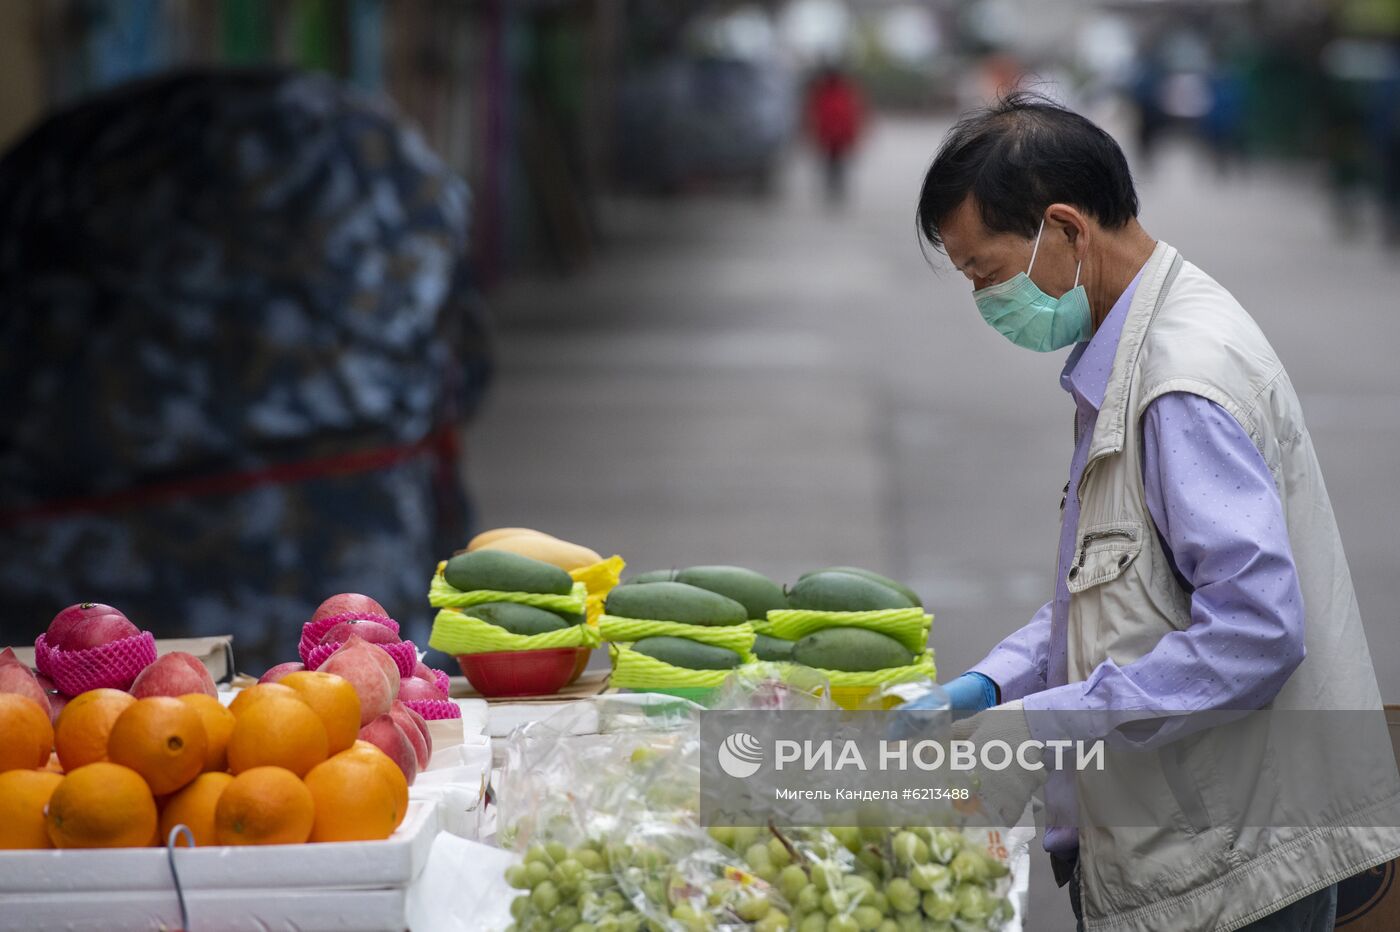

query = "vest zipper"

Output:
[[1071, 528, 1138, 579]]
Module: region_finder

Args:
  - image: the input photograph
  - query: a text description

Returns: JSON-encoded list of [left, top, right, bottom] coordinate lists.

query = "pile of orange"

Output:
[[0, 669, 408, 851]]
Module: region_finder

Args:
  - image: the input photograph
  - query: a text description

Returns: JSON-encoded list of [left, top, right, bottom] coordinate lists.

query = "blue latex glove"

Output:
[[887, 673, 999, 742], [943, 671, 999, 713]]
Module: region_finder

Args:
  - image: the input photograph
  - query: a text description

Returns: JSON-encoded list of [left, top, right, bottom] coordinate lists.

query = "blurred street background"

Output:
[[2, 4, 1399, 924]]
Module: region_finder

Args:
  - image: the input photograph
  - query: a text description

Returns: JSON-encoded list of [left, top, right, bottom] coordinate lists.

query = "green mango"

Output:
[[753, 633, 796, 662], [674, 565, 788, 620], [620, 569, 678, 586], [799, 566, 922, 608], [631, 636, 742, 670], [466, 602, 571, 635], [786, 572, 915, 613], [444, 550, 574, 596], [793, 628, 915, 672], [604, 582, 748, 627]]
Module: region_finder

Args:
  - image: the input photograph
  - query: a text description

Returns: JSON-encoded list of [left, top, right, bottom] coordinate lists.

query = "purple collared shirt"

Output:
[[969, 267, 1305, 857]]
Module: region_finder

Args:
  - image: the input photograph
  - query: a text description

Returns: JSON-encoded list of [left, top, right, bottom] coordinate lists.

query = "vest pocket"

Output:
[[1066, 521, 1144, 593]]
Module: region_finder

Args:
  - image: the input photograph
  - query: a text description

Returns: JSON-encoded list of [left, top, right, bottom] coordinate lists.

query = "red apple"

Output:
[[47, 602, 128, 647], [359, 713, 418, 783], [0, 656, 50, 711], [320, 635, 395, 725], [389, 701, 430, 770], [310, 593, 387, 624], [53, 613, 140, 652], [258, 661, 305, 684], [397, 676, 446, 702], [411, 661, 437, 684], [317, 619, 399, 647], [130, 651, 216, 698]]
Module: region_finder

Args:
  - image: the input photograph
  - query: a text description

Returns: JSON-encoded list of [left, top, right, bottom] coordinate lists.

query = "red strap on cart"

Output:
[[0, 427, 459, 529]]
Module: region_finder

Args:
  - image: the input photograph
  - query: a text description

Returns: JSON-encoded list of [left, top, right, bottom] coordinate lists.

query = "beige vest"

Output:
[[1065, 241, 1400, 931]]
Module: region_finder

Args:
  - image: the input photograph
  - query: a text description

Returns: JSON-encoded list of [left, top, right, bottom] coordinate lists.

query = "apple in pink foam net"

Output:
[[310, 593, 387, 624], [317, 619, 399, 647]]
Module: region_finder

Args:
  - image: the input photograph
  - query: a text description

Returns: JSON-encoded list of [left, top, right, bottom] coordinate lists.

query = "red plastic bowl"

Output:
[[566, 648, 592, 685], [457, 648, 581, 698]]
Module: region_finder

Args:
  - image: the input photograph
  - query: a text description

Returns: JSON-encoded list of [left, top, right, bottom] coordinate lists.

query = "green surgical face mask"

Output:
[[972, 218, 1091, 352]]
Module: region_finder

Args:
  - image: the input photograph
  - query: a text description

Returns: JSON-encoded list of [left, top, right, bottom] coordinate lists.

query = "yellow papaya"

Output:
[[480, 533, 603, 571], [465, 527, 552, 551]]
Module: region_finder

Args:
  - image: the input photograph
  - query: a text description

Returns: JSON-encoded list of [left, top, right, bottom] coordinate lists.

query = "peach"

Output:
[[47, 602, 128, 647], [399, 701, 432, 757], [411, 661, 437, 684], [33, 672, 68, 723], [54, 613, 140, 651], [389, 701, 430, 770], [320, 636, 394, 725], [0, 656, 50, 711], [359, 713, 418, 784], [310, 593, 386, 624], [317, 619, 399, 647], [356, 641, 401, 699], [397, 676, 446, 702], [130, 651, 217, 699], [258, 661, 305, 684]]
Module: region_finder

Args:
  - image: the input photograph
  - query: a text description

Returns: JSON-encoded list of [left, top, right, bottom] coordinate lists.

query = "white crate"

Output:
[[0, 801, 439, 930]]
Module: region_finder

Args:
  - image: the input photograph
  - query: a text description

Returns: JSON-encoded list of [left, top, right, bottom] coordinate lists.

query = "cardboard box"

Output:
[[1335, 706, 1400, 929]]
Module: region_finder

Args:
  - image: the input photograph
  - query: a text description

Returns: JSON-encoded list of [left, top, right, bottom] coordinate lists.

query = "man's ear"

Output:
[[1044, 203, 1089, 257]]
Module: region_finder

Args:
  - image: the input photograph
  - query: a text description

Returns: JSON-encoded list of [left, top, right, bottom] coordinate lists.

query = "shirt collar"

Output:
[[1060, 265, 1146, 411]]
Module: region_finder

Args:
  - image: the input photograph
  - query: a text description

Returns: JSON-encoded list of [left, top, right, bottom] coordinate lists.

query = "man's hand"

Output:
[[951, 700, 1044, 826]]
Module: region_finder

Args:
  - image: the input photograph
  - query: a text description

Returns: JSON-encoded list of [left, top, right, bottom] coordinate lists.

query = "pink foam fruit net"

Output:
[[298, 612, 400, 662], [304, 638, 418, 680], [35, 631, 158, 696], [402, 698, 461, 720]]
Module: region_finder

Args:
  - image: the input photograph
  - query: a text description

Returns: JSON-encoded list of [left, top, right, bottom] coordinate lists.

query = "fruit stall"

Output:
[[0, 527, 1029, 931]]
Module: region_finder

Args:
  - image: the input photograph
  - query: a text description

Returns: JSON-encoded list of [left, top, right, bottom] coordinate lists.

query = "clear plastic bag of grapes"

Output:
[[496, 692, 705, 850], [705, 823, 1023, 932]]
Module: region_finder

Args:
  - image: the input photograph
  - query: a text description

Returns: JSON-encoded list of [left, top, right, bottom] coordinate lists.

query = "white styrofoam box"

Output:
[[413, 738, 492, 839], [0, 800, 439, 895], [0, 886, 413, 932], [405, 833, 518, 931], [457, 697, 488, 737]]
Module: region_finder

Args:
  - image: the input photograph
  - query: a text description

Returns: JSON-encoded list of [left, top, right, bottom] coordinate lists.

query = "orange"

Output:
[[54, 688, 136, 771], [0, 694, 54, 772], [0, 769, 63, 848], [227, 695, 328, 777], [160, 771, 234, 847], [344, 741, 409, 829], [304, 752, 402, 842], [214, 766, 314, 845], [107, 697, 208, 795], [279, 671, 361, 754], [228, 683, 300, 718], [178, 694, 235, 772], [46, 762, 157, 848]]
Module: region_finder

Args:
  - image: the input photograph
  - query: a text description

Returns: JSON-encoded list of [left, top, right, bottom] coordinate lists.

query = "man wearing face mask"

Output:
[[898, 94, 1400, 930]]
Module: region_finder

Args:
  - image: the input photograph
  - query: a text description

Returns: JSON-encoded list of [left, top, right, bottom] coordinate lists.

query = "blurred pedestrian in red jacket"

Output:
[[806, 65, 865, 206]]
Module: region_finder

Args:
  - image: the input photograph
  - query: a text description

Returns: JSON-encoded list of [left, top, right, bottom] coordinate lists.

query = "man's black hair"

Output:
[[917, 92, 1139, 252]]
